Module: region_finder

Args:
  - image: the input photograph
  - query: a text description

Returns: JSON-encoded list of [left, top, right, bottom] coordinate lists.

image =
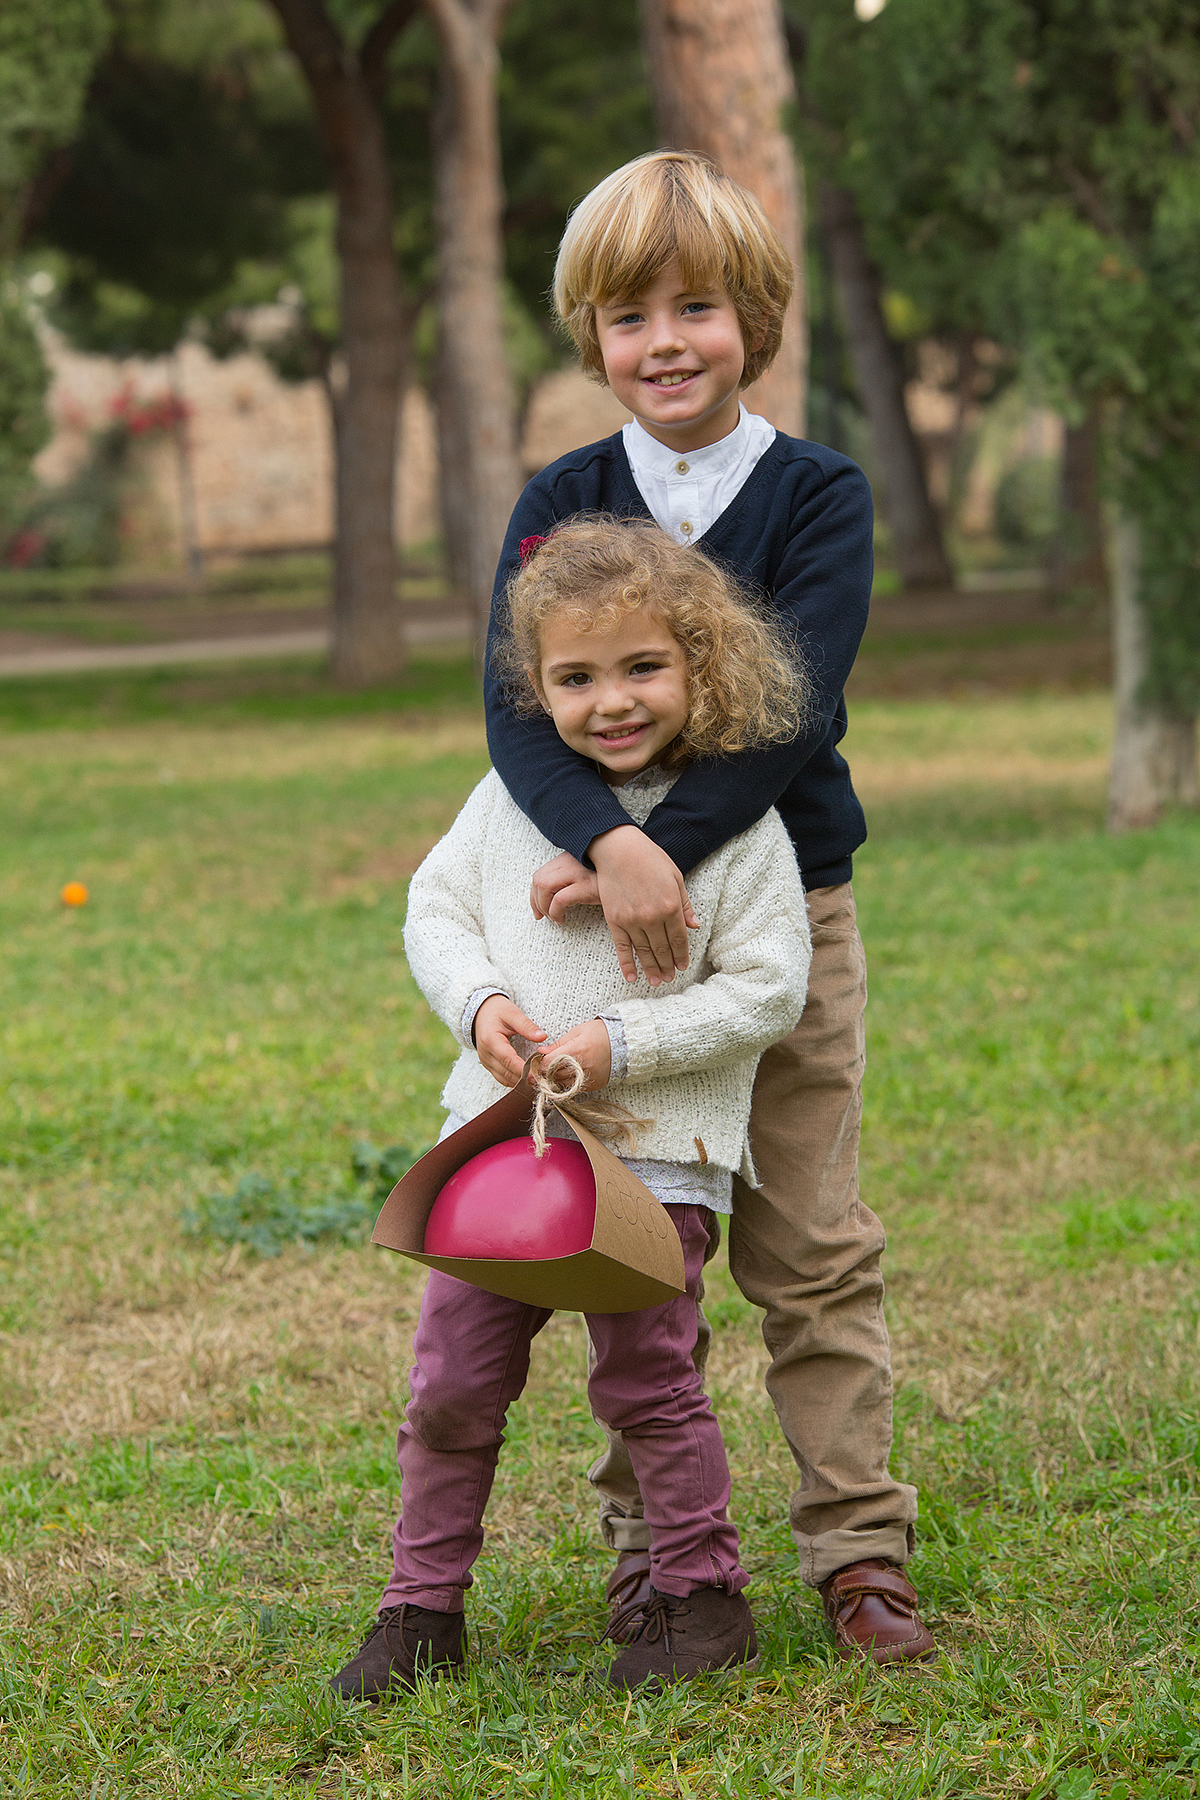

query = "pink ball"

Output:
[[423, 1137, 596, 1261]]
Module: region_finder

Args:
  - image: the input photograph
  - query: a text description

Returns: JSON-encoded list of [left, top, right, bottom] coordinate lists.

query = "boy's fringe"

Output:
[[493, 515, 813, 768], [531, 1054, 653, 1160]]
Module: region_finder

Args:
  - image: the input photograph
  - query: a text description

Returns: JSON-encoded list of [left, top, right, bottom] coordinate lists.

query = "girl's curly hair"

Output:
[[493, 516, 812, 769]]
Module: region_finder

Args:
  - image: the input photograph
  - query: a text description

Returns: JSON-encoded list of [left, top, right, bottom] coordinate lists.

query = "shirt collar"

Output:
[[623, 404, 754, 479]]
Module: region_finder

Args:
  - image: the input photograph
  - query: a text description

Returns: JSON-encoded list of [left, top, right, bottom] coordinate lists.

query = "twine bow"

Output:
[[526, 1052, 653, 1159]]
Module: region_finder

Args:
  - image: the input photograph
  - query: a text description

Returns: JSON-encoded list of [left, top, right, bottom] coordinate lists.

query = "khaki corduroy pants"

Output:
[[587, 882, 918, 1587]]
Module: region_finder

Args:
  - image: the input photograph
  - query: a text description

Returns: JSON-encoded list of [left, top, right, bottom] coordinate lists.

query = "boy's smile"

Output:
[[538, 606, 689, 782], [595, 260, 751, 453]]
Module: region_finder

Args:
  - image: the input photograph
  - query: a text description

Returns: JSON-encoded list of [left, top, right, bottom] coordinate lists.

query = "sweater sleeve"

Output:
[[608, 813, 810, 1085], [483, 470, 645, 864], [402, 777, 515, 1046], [640, 457, 873, 876]]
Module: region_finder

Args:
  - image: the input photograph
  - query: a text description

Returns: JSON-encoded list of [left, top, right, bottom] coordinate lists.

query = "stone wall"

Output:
[[35, 335, 632, 564]]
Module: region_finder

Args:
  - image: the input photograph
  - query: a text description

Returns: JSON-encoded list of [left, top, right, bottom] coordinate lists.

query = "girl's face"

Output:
[[537, 603, 689, 782]]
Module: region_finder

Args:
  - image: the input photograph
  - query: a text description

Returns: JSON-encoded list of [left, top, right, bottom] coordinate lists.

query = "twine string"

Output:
[[526, 1053, 654, 1159]]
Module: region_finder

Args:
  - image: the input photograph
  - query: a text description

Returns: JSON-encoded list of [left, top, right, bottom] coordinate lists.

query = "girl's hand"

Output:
[[530, 852, 600, 920], [473, 994, 547, 1087], [539, 1019, 612, 1092], [588, 825, 700, 986]]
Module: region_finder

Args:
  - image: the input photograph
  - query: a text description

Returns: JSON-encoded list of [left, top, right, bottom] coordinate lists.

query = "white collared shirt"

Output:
[[621, 404, 776, 546]]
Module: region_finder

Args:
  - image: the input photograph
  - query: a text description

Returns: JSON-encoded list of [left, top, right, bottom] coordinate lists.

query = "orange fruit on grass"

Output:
[[60, 881, 89, 907]]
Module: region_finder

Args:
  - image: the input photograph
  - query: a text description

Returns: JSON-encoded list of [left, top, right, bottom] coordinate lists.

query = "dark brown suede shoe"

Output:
[[820, 1560, 936, 1665], [605, 1549, 653, 1645], [329, 1603, 467, 1702], [604, 1585, 758, 1690]]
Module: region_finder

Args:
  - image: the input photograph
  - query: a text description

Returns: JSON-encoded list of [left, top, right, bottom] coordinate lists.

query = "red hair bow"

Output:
[[518, 534, 548, 565]]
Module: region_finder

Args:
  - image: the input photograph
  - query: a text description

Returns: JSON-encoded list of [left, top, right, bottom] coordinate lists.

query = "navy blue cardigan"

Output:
[[483, 429, 872, 889]]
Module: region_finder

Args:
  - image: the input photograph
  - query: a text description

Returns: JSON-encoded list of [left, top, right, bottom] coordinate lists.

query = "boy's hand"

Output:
[[539, 1019, 612, 1092], [530, 852, 600, 920], [589, 825, 700, 987], [473, 994, 547, 1087]]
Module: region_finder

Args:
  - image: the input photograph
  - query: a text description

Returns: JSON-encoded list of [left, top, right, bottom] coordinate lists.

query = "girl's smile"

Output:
[[538, 606, 690, 782]]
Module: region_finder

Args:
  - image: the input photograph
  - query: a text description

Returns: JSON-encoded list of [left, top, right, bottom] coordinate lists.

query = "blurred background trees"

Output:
[[0, 0, 109, 528], [5, 0, 1199, 824]]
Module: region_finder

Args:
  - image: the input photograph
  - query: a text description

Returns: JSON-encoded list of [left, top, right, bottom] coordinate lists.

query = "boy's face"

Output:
[[594, 260, 748, 452], [538, 603, 689, 783]]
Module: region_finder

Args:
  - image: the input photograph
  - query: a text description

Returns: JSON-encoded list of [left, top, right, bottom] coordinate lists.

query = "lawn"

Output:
[[0, 670, 1197, 1798]]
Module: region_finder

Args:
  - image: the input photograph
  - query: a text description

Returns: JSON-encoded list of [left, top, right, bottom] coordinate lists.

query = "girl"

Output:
[[331, 517, 811, 1700]]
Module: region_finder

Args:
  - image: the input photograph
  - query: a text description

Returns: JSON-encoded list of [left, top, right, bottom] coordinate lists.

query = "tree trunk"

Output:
[[637, 0, 806, 435], [426, 0, 521, 668], [267, 0, 417, 686], [1047, 403, 1106, 595], [818, 182, 953, 590], [1107, 511, 1200, 830], [433, 329, 473, 599], [168, 351, 203, 581]]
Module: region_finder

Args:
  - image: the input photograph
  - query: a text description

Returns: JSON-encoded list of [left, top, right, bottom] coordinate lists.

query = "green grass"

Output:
[[0, 653, 478, 732], [1, 689, 1198, 1796]]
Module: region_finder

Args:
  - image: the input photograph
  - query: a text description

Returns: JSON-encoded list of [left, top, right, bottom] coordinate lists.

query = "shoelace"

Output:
[[604, 1590, 685, 1648], [605, 1596, 647, 1644], [368, 1604, 456, 1675], [373, 1604, 414, 1652]]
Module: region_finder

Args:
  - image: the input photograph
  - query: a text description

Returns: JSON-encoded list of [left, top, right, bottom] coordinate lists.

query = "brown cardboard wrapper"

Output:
[[371, 1080, 686, 1313]]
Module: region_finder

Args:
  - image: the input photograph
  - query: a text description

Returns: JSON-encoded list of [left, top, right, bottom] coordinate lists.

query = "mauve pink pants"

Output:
[[381, 1203, 747, 1612]]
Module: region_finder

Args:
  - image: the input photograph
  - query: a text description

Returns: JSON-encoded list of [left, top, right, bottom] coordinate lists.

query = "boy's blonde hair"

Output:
[[553, 151, 793, 388], [496, 516, 810, 769]]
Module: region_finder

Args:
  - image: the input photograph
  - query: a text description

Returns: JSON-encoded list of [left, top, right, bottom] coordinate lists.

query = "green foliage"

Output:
[[1123, 447, 1200, 715], [500, 0, 653, 340], [0, 0, 110, 535], [350, 1137, 426, 1199], [26, 0, 652, 395], [0, 0, 109, 240], [0, 283, 51, 530], [37, 45, 321, 357], [183, 1169, 373, 1256], [807, 0, 1200, 711], [15, 414, 128, 568], [994, 455, 1058, 549], [183, 1140, 420, 1258]]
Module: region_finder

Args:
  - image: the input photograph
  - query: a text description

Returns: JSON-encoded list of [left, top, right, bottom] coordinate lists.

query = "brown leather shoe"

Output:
[[605, 1549, 653, 1644], [604, 1585, 759, 1690], [329, 1603, 467, 1702], [820, 1560, 936, 1665]]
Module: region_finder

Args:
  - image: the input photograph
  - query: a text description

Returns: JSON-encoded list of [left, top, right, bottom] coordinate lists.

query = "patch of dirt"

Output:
[[0, 628, 90, 654], [326, 841, 444, 895]]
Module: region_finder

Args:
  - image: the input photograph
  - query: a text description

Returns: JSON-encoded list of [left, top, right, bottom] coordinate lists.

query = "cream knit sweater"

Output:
[[403, 767, 810, 1181]]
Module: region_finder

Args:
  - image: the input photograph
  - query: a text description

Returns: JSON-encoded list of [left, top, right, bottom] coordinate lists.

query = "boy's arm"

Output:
[[641, 456, 873, 875], [545, 815, 810, 1084]]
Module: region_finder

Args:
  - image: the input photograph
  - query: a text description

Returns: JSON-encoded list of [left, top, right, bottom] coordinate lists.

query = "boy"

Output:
[[481, 151, 933, 1665]]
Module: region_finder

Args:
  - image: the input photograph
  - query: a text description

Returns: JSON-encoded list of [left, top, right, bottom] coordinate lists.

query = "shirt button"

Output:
[[675, 460, 689, 474], [680, 520, 693, 536]]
